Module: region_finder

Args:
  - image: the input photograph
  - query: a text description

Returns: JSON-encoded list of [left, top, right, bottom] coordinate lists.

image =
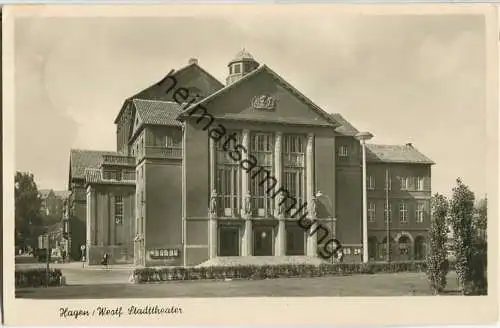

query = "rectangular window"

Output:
[[417, 177, 424, 191], [384, 203, 392, 223], [338, 145, 349, 159], [250, 132, 274, 217], [368, 202, 376, 222], [165, 129, 183, 148], [368, 175, 375, 190], [215, 131, 241, 217], [399, 202, 408, 223], [115, 196, 123, 225], [416, 203, 425, 223], [283, 134, 306, 216], [234, 64, 241, 74], [400, 177, 408, 190]]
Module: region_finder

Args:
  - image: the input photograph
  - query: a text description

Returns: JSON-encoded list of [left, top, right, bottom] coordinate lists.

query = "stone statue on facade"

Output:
[[274, 193, 285, 218], [309, 196, 318, 219], [209, 189, 218, 218], [134, 233, 144, 242], [241, 194, 252, 218]]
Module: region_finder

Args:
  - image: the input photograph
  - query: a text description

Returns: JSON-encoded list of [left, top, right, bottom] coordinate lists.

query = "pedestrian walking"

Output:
[[101, 252, 110, 270]]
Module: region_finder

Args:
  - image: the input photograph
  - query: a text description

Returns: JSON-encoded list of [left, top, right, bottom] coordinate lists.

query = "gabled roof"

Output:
[[69, 149, 117, 181], [366, 143, 435, 165], [133, 99, 183, 127], [178, 64, 340, 128], [129, 99, 183, 142], [331, 113, 359, 136], [114, 62, 224, 124]]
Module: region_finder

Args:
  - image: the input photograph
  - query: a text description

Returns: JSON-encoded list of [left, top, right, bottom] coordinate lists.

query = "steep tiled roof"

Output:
[[331, 113, 359, 136], [114, 62, 224, 124], [133, 99, 183, 127], [366, 144, 435, 164], [69, 149, 117, 181]]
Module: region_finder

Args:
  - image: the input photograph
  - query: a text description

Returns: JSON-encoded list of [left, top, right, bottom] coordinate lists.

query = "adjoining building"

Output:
[[67, 50, 434, 266]]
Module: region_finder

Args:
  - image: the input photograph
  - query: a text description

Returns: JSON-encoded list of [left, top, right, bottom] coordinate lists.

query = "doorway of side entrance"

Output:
[[253, 226, 274, 256], [218, 225, 240, 256]]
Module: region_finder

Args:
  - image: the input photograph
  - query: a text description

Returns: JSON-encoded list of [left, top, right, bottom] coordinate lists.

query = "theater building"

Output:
[[67, 50, 434, 266]]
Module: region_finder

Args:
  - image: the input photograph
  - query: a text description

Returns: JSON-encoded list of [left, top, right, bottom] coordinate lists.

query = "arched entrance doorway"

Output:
[[414, 236, 426, 260], [398, 235, 411, 261], [368, 237, 378, 261]]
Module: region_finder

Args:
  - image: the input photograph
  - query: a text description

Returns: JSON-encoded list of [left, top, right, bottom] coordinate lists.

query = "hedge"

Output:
[[132, 261, 428, 284], [15, 268, 64, 288]]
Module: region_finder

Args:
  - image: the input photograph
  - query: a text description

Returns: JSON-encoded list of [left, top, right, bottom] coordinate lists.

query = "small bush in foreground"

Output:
[[15, 268, 63, 288]]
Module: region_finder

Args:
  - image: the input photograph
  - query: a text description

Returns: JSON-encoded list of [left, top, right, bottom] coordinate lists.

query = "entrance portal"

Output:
[[219, 225, 240, 256], [253, 226, 274, 256]]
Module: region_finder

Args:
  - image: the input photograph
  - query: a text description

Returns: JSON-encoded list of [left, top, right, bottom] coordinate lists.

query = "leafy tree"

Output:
[[426, 193, 449, 294], [470, 197, 487, 295], [15, 172, 43, 249], [474, 197, 487, 240], [449, 178, 475, 294]]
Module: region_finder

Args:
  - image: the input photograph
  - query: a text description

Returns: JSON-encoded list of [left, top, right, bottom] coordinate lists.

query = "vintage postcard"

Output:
[[3, 3, 499, 325]]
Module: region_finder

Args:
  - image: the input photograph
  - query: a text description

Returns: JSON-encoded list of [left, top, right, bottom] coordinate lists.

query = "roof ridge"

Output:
[[132, 98, 181, 105], [262, 65, 338, 127], [70, 148, 117, 153]]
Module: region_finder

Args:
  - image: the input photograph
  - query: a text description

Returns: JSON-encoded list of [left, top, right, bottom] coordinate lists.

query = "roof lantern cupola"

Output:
[[226, 48, 259, 85]]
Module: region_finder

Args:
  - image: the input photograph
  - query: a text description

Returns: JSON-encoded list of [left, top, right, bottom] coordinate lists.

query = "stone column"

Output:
[[209, 138, 218, 258], [241, 129, 252, 256], [306, 133, 317, 257], [274, 132, 286, 256]]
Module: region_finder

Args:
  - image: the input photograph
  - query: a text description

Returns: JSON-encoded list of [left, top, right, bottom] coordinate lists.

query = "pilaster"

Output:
[[243, 218, 253, 256], [240, 129, 251, 218], [306, 133, 317, 257]]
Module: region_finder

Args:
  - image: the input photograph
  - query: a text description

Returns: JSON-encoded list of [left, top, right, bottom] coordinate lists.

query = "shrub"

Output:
[[15, 268, 63, 288], [132, 261, 426, 284]]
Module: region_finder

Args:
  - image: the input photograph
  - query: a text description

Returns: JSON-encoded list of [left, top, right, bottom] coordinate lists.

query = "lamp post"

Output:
[[355, 131, 373, 264]]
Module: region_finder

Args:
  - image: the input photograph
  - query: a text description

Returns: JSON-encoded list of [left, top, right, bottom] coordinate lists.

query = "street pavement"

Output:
[[16, 262, 133, 285]]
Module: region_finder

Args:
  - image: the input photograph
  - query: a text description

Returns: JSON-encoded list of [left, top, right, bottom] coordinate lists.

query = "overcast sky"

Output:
[[14, 13, 487, 198]]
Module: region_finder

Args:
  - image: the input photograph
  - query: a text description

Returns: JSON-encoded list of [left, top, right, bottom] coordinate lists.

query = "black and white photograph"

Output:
[[3, 3, 498, 326]]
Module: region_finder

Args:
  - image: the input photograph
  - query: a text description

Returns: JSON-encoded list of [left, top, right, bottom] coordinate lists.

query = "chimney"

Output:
[[188, 58, 198, 65]]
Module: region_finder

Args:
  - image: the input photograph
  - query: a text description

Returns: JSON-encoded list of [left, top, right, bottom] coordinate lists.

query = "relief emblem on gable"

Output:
[[251, 94, 277, 110]]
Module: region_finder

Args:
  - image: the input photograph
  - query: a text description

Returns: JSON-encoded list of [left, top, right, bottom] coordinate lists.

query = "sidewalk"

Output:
[[16, 261, 136, 271]]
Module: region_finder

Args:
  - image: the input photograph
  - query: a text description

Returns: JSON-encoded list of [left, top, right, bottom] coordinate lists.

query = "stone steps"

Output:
[[196, 256, 327, 267]]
